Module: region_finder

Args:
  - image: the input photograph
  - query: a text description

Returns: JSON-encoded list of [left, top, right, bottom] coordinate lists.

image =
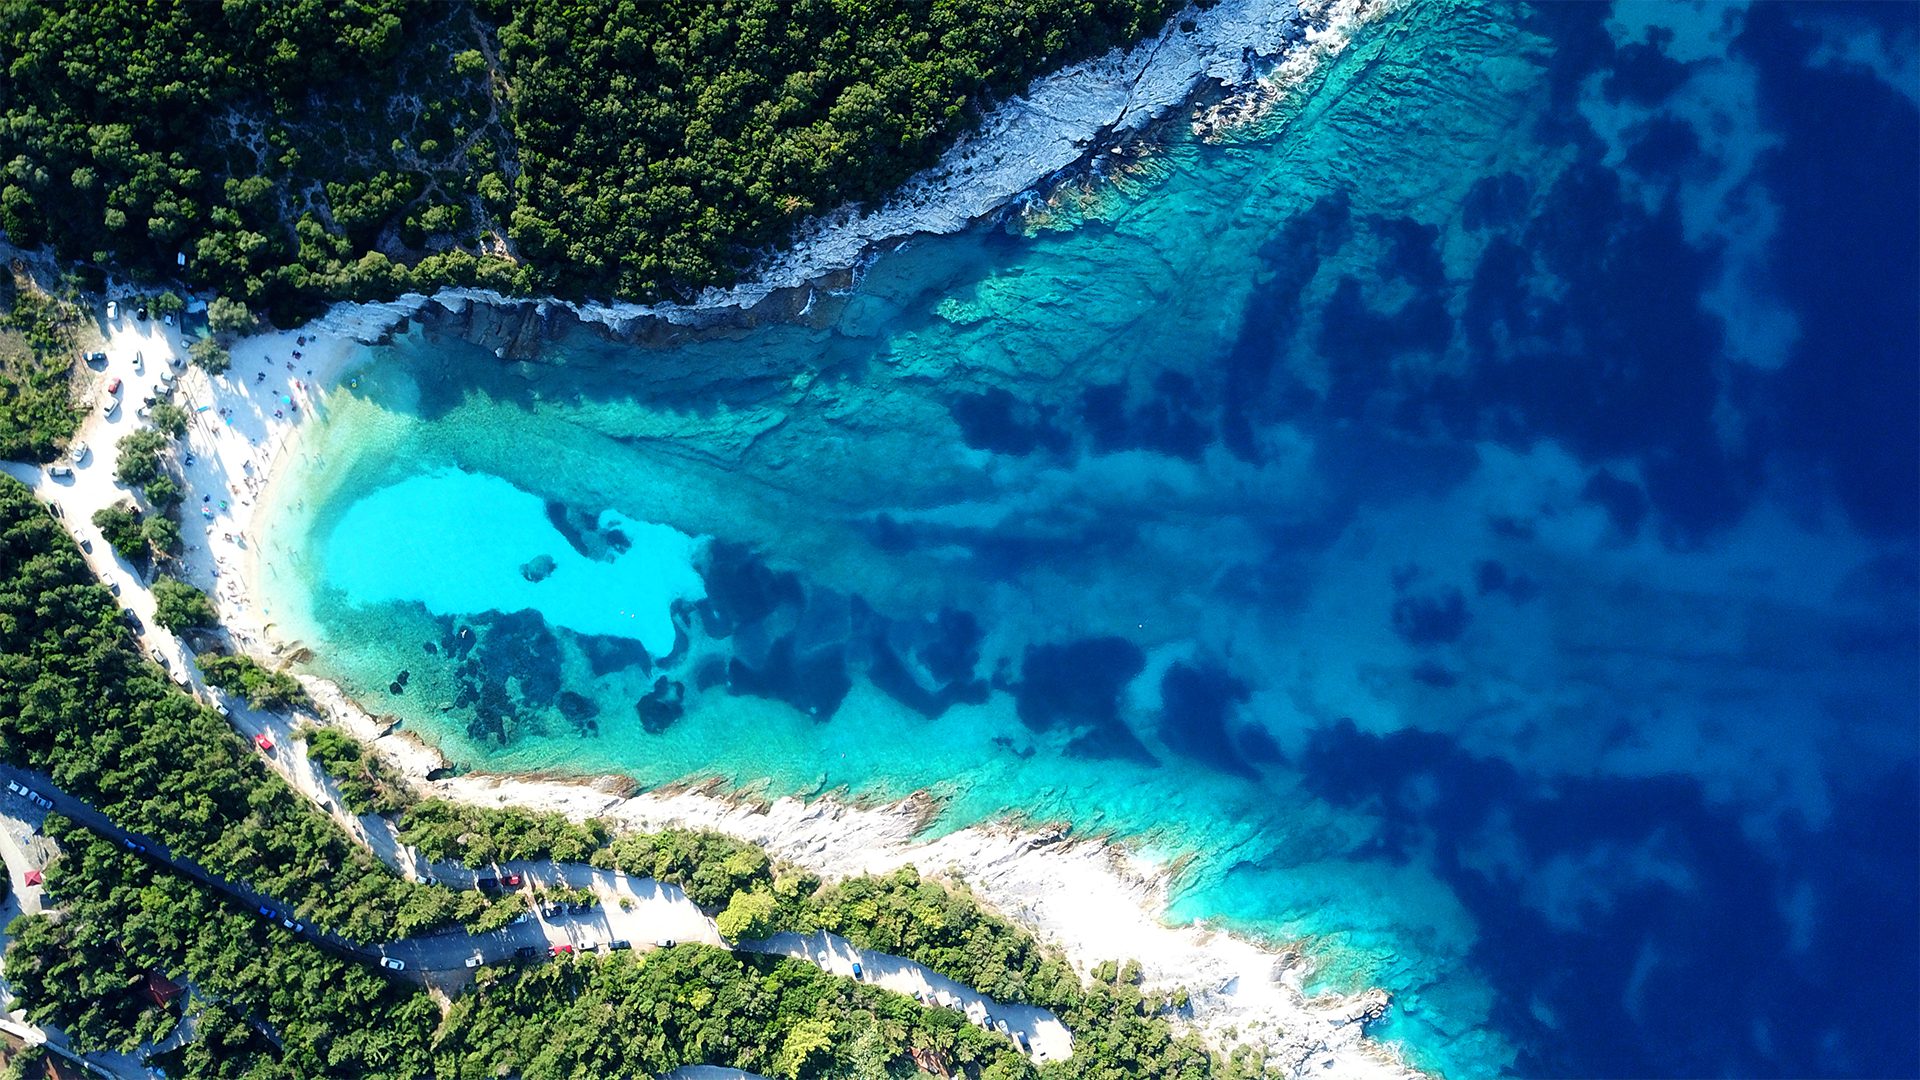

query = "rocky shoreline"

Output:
[[297, 677, 1412, 1079], [280, 0, 1388, 352]]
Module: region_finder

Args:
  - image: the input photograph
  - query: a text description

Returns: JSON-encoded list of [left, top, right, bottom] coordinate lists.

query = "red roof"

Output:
[[23, 869, 41, 886], [141, 971, 185, 1007]]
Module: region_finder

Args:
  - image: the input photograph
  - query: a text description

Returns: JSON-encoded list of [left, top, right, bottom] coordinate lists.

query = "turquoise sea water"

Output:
[[256, 3, 1918, 1076]]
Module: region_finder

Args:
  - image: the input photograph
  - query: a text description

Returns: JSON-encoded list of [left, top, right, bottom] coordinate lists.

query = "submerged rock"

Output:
[[520, 553, 557, 582], [636, 677, 686, 734]]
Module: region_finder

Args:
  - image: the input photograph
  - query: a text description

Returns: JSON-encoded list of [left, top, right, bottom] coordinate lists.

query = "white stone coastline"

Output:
[[164, 0, 1422, 1075], [235, 0, 1386, 338], [301, 684, 1414, 1080]]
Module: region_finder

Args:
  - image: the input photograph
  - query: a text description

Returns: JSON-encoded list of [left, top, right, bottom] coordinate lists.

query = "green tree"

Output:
[[140, 513, 180, 559], [716, 886, 780, 942], [113, 427, 169, 488], [91, 502, 144, 562], [151, 290, 184, 318], [142, 473, 181, 509], [188, 336, 230, 373], [206, 296, 253, 335], [151, 575, 215, 630], [148, 400, 189, 437]]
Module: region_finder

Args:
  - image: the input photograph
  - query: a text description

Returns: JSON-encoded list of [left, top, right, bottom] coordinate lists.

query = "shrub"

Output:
[[200, 653, 307, 710]]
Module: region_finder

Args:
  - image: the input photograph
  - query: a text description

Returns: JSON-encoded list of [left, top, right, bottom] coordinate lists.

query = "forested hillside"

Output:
[[0, 0, 1173, 317]]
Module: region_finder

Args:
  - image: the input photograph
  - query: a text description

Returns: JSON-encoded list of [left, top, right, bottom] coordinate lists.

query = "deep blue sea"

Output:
[[255, 3, 1919, 1075]]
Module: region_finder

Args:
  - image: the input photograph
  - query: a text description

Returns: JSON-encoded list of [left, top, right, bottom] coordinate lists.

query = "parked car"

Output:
[[4, 781, 21, 796], [607, 939, 631, 951], [79, 538, 91, 553], [86, 351, 106, 365], [121, 608, 141, 631], [106, 300, 117, 321], [500, 872, 523, 887], [105, 377, 120, 394], [379, 956, 405, 971], [549, 944, 573, 956], [475, 877, 502, 895], [170, 672, 189, 688], [69, 441, 88, 463], [258, 906, 277, 920], [253, 733, 274, 752], [109, 581, 120, 596], [135, 306, 148, 321], [653, 938, 674, 949], [850, 962, 863, 980], [212, 700, 229, 717], [30, 794, 51, 810], [45, 501, 61, 518], [123, 838, 145, 853], [513, 946, 538, 961], [132, 352, 144, 374], [101, 397, 119, 419], [464, 954, 484, 968], [281, 918, 305, 932]]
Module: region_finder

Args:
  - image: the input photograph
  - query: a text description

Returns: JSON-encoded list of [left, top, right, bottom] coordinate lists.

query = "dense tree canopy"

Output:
[[495, 0, 1175, 298], [0, 0, 1173, 317], [0, 476, 465, 940]]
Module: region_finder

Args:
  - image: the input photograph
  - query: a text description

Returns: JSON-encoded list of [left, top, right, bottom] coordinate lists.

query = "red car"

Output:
[[501, 872, 523, 886], [105, 377, 121, 394], [549, 944, 573, 956], [253, 733, 274, 752]]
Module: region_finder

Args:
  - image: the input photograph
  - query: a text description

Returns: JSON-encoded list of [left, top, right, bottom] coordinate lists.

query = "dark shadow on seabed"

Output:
[[260, 3, 1920, 1076]]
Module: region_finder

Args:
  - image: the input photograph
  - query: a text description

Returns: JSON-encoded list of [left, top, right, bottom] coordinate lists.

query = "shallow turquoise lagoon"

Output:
[[257, 3, 1919, 1076]]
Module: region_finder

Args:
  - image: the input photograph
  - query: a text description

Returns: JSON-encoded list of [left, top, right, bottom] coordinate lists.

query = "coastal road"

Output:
[[0, 783, 164, 1079]]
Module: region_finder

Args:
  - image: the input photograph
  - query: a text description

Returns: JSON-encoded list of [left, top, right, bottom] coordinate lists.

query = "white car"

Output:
[[70, 441, 88, 464], [106, 300, 117, 321], [101, 398, 119, 419], [5, 781, 21, 796], [464, 954, 484, 969], [379, 956, 405, 971], [133, 351, 144, 374]]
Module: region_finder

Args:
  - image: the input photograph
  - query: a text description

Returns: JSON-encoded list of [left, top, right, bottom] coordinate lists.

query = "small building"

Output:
[[22, 869, 41, 886], [141, 971, 185, 1009]]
